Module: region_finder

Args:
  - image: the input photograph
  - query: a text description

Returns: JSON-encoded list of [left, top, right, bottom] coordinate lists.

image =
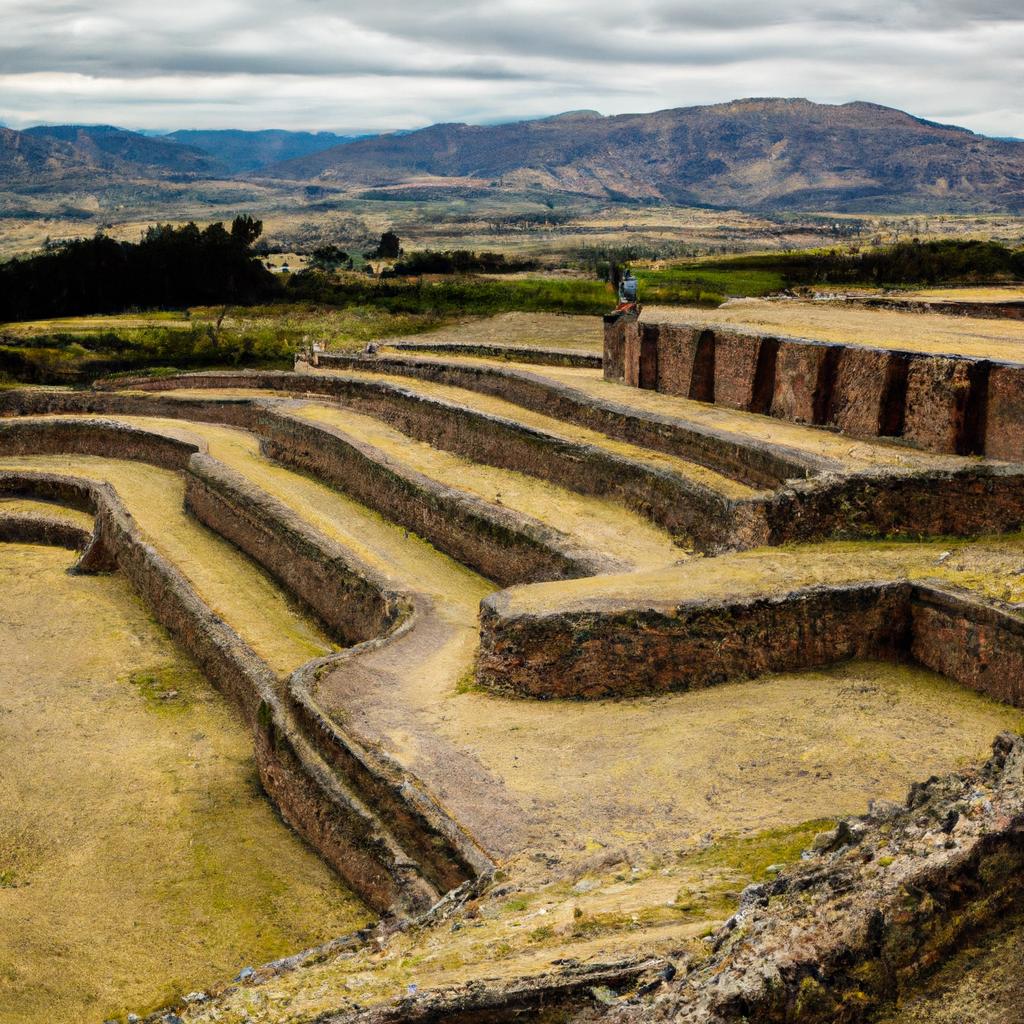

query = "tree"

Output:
[[230, 215, 263, 248], [365, 230, 401, 260], [311, 244, 349, 269]]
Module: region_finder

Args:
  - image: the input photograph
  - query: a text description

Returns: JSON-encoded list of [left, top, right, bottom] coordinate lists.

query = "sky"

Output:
[[1, 1, 1023, 137]]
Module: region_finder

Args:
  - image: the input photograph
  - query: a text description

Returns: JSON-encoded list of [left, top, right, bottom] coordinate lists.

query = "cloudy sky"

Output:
[[2, 1, 1022, 137]]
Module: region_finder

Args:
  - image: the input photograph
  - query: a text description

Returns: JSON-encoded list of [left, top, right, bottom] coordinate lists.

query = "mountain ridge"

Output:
[[2, 98, 1023, 213], [255, 98, 1024, 212]]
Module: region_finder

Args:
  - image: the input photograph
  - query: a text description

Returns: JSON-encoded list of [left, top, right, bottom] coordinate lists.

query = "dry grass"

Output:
[[305, 367, 758, 498], [0, 544, 370, 1024], [501, 533, 1024, 615], [896, 285, 1024, 302], [291, 401, 685, 570], [0, 450, 335, 675]]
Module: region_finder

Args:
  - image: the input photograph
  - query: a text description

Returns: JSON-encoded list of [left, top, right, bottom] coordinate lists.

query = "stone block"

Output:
[[902, 356, 971, 453], [984, 362, 1024, 461], [829, 346, 893, 438], [654, 324, 701, 397], [712, 328, 762, 410], [770, 340, 830, 424]]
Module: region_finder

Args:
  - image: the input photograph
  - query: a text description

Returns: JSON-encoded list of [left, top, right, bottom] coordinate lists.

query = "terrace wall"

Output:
[[607, 319, 1024, 460], [0, 466, 485, 916], [477, 580, 1024, 704]]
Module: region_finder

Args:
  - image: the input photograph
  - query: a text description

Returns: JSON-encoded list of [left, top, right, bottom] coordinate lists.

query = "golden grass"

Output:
[[0, 451, 334, 675], [290, 401, 685, 570], [0, 496, 94, 529], [500, 533, 1024, 615], [0, 544, 370, 1024], [304, 368, 759, 498]]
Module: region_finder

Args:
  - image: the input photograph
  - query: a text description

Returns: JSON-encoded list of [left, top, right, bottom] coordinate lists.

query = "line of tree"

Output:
[[700, 239, 1024, 286], [389, 249, 539, 275], [0, 216, 276, 322]]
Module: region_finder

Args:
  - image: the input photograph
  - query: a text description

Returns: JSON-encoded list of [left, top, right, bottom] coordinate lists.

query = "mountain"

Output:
[[164, 129, 364, 175], [20, 124, 219, 179], [258, 98, 1024, 213]]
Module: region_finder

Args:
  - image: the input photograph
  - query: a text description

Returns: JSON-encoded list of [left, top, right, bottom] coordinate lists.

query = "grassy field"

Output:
[[0, 304, 454, 383], [0, 544, 369, 1024]]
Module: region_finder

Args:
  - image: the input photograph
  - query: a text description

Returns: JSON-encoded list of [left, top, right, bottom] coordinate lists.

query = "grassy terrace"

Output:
[[0, 544, 370, 1024], [5, 299, 1024, 1022]]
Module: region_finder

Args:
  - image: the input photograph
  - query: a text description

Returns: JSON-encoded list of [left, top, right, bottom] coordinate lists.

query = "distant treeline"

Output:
[[389, 249, 539, 275], [702, 239, 1024, 286], [0, 217, 275, 322]]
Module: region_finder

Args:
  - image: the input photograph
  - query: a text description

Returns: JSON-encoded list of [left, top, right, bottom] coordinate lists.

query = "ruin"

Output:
[[3, 309, 1024, 1023]]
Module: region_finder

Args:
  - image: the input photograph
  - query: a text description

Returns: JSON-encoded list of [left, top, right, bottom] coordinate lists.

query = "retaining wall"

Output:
[[606, 318, 1024, 459], [0, 512, 91, 551], [477, 580, 1024, 703], [311, 354, 822, 487], [184, 453, 407, 646], [0, 381, 759, 553], [257, 409, 621, 586], [9, 387, 1024, 556], [0, 416, 199, 468], [0, 466, 486, 915]]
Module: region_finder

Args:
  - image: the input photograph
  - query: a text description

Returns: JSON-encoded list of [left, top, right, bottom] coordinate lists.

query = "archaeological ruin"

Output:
[[3, 306, 1024, 1023]]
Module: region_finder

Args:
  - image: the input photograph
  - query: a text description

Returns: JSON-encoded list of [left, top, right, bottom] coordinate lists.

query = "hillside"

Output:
[[19, 124, 219, 180], [164, 129, 363, 174], [259, 99, 1024, 213], [3, 99, 1023, 213]]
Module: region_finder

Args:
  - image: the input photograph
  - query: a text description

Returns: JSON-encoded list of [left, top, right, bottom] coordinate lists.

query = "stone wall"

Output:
[[257, 410, 620, 586], [0, 416, 200, 468], [312, 354, 822, 487], [477, 580, 1024, 704], [606, 319, 1024, 459], [184, 453, 406, 647], [0, 467, 484, 916], [0, 380, 756, 553]]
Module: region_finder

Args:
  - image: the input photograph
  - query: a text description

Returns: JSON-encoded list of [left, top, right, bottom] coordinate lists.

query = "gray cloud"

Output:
[[0, 0, 1021, 135]]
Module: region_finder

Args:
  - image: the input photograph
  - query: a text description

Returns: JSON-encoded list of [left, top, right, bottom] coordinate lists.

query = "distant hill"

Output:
[[20, 124, 218, 179], [3, 100, 1024, 213], [259, 99, 1024, 213], [164, 129, 364, 174]]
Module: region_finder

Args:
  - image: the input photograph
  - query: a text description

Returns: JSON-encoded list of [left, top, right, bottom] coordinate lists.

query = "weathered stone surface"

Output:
[[902, 355, 973, 453], [828, 346, 893, 437], [477, 582, 911, 699], [478, 579, 1024, 705], [984, 362, 1024, 461], [602, 314, 629, 381], [602, 733, 1024, 1024], [653, 324, 701, 397], [623, 321, 642, 387], [712, 329, 762, 410], [770, 340, 831, 424]]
